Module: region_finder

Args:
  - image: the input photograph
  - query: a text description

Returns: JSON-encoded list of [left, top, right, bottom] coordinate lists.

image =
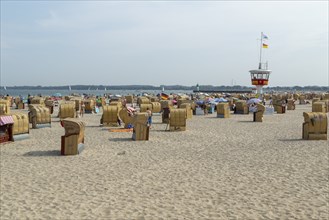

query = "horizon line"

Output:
[[0, 85, 327, 88]]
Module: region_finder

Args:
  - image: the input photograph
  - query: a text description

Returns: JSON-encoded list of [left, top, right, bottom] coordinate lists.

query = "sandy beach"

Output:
[[0, 104, 328, 219]]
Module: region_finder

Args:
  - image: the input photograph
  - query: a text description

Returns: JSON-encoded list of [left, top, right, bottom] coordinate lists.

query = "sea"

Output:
[[0, 89, 193, 99]]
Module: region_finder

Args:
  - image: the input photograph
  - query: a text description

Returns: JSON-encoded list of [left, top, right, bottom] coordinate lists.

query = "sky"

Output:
[[0, 0, 328, 87]]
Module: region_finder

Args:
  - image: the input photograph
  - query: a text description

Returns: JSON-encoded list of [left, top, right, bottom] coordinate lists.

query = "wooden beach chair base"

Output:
[[61, 135, 85, 155]]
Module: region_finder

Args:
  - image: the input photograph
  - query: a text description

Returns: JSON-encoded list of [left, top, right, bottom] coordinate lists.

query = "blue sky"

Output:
[[1, 1, 328, 87]]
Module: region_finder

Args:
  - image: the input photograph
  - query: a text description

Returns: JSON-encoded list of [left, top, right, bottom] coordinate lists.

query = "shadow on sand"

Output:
[[204, 117, 222, 120], [110, 138, 133, 142], [278, 138, 303, 142], [85, 125, 103, 128], [23, 150, 61, 157], [151, 129, 170, 132]]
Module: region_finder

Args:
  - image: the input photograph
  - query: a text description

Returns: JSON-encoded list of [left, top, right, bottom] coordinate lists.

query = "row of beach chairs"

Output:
[[1, 94, 328, 155]]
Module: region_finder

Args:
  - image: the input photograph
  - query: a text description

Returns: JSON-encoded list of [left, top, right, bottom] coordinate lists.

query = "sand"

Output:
[[0, 104, 328, 219]]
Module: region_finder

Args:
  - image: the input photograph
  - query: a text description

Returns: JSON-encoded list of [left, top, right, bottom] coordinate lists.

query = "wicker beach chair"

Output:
[[59, 101, 76, 119], [28, 104, 51, 129], [151, 102, 161, 114], [217, 103, 230, 118], [14, 97, 25, 109], [169, 109, 187, 131], [140, 104, 153, 113], [302, 112, 327, 140], [322, 100, 329, 112], [150, 97, 159, 102], [61, 118, 85, 155], [159, 100, 173, 109], [177, 99, 189, 108], [109, 101, 123, 109], [0, 99, 11, 115], [323, 93, 329, 100], [177, 99, 195, 110], [180, 103, 193, 119], [84, 99, 95, 113], [312, 102, 326, 113], [312, 98, 320, 104], [131, 113, 149, 141], [125, 95, 134, 104], [299, 96, 306, 105], [137, 97, 150, 106], [273, 100, 286, 114], [0, 104, 7, 116], [64, 96, 73, 101], [254, 104, 265, 122], [31, 97, 45, 106], [287, 99, 295, 110], [6, 96, 14, 107], [234, 100, 249, 114], [44, 99, 54, 114], [0, 115, 14, 143], [101, 105, 120, 127], [11, 113, 29, 135], [118, 108, 134, 129], [69, 98, 82, 115]]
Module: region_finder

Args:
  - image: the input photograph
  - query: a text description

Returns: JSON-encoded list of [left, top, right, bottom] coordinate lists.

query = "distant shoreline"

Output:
[[0, 85, 327, 92]]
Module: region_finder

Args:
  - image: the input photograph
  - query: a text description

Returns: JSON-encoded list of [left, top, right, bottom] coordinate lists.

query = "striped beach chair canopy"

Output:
[[0, 116, 14, 126]]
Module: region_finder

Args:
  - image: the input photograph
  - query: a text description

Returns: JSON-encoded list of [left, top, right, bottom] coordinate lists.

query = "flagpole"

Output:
[[259, 32, 263, 69]]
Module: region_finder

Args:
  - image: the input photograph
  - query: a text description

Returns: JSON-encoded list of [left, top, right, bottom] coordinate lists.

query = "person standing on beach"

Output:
[[146, 108, 152, 128], [27, 94, 31, 105], [203, 103, 208, 115], [80, 102, 85, 117]]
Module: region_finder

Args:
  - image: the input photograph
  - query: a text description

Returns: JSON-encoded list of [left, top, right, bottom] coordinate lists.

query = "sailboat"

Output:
[[69, 85, 72, 91]]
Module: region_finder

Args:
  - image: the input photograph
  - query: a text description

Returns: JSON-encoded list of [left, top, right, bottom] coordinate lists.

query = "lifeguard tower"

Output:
[[249, 32, 271, 99]]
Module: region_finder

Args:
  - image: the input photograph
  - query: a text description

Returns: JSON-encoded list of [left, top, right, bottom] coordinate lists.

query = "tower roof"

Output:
[[249, 69, 272, 74]]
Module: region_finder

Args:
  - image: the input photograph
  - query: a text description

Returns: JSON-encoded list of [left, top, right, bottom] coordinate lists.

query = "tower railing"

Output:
[[258, 62, 269, 70]]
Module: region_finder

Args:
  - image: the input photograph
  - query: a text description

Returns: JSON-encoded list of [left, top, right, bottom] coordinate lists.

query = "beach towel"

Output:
[[109, 128, 133, 132]]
